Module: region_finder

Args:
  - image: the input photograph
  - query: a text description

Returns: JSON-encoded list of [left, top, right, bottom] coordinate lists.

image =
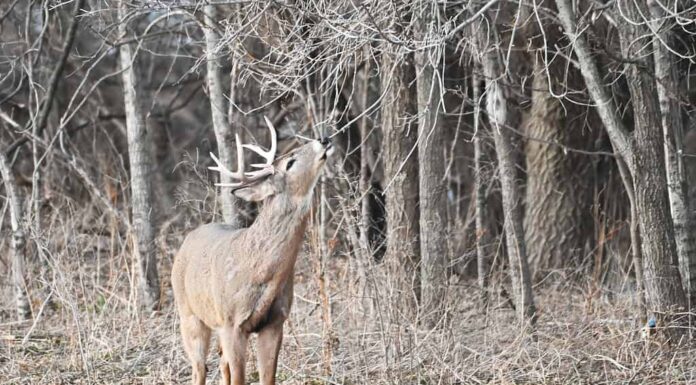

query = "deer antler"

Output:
[[209, 116, 278, 187]]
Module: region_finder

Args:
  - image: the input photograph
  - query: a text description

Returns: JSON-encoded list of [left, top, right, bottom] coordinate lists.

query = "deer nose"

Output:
[[319, 136, 331, 147]]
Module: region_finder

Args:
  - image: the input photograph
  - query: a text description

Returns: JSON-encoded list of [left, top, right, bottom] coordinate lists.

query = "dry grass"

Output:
[[1, 204, 696, 385]]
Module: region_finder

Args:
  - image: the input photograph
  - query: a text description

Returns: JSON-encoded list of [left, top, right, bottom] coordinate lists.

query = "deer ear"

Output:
[[232, 180, 276, 202]]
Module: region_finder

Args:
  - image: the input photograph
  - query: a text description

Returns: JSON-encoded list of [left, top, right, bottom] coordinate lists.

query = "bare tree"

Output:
[[649, 1, 696, 306], [0, 151, 31, 320], [358, 55, 375, 258], [555, 0, 687, 332], [118, 0, 160, 311], [476, 23, 537, 325], [203, 5, 241, 226], [381, 46, 420, 303], [27, 0, 84, 244], [414, 0, 448, 325], [472, 73, 492, 305]]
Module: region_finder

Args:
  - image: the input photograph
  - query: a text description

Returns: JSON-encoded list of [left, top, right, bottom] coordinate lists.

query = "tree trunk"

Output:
[[472, 73, 491, 305], [414, 0, 448, 325], [616, 155, 647, 317], [31, 131, 41, 240], [381, 48, 420, 303], [118, 1, 160, 311], [649, 1, 696, 306], [204, 5, 241, 226], [0, 153, 32, 320], [524, 61, 590, 278], [479, 44, 537, 324], [359, 55, 374, 258], [616, 0, 688, 326], [555, 0, 687, 333]]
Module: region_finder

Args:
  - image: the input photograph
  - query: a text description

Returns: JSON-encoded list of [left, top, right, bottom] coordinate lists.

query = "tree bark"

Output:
[[472, 73, 491, 305], [524, 59, 591, 278], [359, 54, 374, 258], [649, 1, 696, 306], [414, 0, 448, 325], [0, 152, 31, 320], [616, 0, 688, 326], [203, 5, 241, 226], [617, 157, 646, 317], [479, 42, 537, 324], [381, 47, 420, 303], [555, 0, 687, 332], [118, 1, 160, 311]]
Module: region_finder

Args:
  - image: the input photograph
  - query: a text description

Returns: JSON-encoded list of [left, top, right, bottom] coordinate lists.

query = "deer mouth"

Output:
[[320, 142, 333, 161]]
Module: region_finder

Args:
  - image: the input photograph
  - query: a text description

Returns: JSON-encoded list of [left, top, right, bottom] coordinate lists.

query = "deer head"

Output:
[[210, 117, 333, 205]]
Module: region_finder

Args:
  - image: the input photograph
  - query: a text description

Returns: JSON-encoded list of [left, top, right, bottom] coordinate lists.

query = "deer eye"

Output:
[[286, 158, 296, 171]]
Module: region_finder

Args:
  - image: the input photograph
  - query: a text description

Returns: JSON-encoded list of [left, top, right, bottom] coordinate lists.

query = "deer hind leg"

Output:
[[256, 321, 284, 385], [180, 314, 211, 385], [218, 326, 248, 385], [217, 342, 230, 385]]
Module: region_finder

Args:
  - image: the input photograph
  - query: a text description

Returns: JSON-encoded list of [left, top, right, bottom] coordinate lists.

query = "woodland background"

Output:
[[2, 0, 696, 383]]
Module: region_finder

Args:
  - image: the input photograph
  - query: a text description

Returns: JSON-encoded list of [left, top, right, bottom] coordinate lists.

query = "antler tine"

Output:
[[234, 133, 245, 177], [263, 116, 277, 160], [210, 134, 246, 187], [209, 153, 241, 179], [242, 116, 277, 168], [244, 168, 274, 180]]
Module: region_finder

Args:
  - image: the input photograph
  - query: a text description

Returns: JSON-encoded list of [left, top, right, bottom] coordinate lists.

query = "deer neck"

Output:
[[244, 194, 311, 269]]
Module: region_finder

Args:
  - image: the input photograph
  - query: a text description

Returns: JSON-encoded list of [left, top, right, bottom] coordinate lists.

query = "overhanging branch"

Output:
[[555, 0, 634, 169]]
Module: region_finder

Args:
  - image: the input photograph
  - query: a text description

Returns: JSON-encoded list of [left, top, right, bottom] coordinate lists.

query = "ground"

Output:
[[2, 238, 696, 384]]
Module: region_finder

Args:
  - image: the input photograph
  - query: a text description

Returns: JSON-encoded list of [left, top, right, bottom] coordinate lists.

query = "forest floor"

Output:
[[1, 244, 696, 384]]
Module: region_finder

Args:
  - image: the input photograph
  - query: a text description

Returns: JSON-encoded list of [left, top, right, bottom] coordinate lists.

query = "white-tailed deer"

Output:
[[172, 118, 333, 385]]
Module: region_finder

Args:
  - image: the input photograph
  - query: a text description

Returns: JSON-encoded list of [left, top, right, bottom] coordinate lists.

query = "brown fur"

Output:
[[172, 139, 331, 385]]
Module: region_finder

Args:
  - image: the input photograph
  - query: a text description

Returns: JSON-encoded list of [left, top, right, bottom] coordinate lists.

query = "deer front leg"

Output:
[[219, 326, 248, 385], [256, 322, 284, 385], [180, 314, 211, 385]]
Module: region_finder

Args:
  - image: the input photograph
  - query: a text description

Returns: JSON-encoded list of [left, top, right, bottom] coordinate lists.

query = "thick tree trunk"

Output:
[[0, 153, 31, 320], [381, 48, 420, 302], [649, 1, 696, 306], [204, 5, 241, 226], [414, 0, 448, 325], [616, 0, 688, 326], [479, 46, 537, 324], [118, 1, 160, 311], [555, 0, 687, 333], [524, 61, 590, 277]]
